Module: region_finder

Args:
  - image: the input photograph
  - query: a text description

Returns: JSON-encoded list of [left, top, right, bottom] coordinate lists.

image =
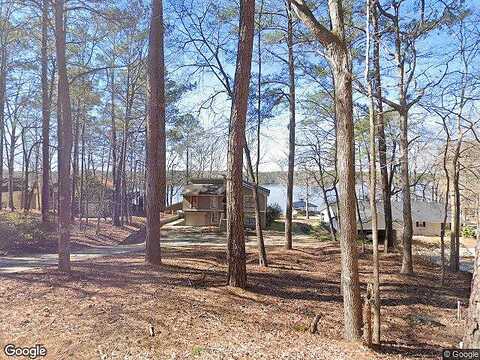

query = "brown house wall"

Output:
[[243, 187, 267, 228], [183, 187, 268, 228]]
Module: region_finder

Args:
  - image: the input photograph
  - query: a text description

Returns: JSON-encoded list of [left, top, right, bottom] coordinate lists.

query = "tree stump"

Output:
[[310, 314, 321, 334]]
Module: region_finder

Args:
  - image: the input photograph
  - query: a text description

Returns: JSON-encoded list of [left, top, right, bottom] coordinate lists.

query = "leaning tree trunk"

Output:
[[284, 0, 296, 250], [244, 143, 267, 267], [145, 0, 166, 265], [316, 150, 336, 241], [55, 0, 73, 272], [226, 0, 255, 288]]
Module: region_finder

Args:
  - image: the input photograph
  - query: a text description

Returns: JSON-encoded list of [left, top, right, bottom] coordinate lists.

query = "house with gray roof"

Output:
[[323, 200, 451, 240]]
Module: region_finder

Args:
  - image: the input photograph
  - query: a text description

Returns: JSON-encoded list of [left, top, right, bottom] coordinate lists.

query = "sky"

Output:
[[4, 0, 480, 174], [196, 0, 478, 172]]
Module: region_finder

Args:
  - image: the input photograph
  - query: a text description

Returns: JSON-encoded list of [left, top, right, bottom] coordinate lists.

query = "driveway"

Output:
[[0, 226, 233, 273], [0, 242, 146, 274], [414, 236, 476, 273], [0, 225, 318, 274]]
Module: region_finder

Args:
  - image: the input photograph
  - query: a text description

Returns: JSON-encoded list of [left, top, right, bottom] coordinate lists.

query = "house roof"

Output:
[[293, 199, 318, 209], [182, 178, 270, 197], [355, 200, 450, 224], [183, 182, 225, 196], [242, 181, 270, 195]]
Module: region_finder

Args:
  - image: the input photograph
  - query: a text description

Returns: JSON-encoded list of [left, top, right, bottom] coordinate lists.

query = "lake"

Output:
[[263, 184, 326, 212], [170, 183, 326, 214]]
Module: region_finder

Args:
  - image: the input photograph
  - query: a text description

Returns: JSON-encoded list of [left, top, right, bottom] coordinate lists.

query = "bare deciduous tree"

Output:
[[291, 0, 362, 341]]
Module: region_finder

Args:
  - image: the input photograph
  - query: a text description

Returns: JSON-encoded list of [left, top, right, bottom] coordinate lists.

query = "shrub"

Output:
[[293, 322, 309, 332], [294, 222, 312, 234], [191, 346, 204, 356], [462, 225, 476, 239], [311, 222, 331, 242], [266, 203, 282, 227]]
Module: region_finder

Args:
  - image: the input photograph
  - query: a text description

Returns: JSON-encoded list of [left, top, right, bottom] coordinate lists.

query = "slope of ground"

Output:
[[0, 227, 471, 359], [0, 211, 145, 255]]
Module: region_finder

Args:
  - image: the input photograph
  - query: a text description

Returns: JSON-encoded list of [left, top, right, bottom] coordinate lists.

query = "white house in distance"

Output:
[[322, 200, 451, 240], [292, 199, 319, 216]]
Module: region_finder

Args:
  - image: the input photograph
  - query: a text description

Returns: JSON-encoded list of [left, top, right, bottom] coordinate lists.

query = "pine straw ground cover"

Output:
[[0, 210, 145, 255], [0, 233, 471, 360]]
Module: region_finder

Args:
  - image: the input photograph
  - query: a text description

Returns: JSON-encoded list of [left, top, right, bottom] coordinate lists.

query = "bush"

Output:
[[311, 222, 331, 242], [462, 225, 476, 239], [266, 203, 282, 227], [294, 222, 312, 234]]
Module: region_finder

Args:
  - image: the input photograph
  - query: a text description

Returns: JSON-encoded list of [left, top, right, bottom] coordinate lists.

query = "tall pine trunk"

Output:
[[449, 107, 464, 273], [399, 111, 413, 274], [449, 164, 460, 272], [110, 68, 120, 227], [0, 47, 4, 210], [8, 121, 15, 211], [145, 0, 166, 265], [72, 105, 80, 220], [250, 0, 267, 267], [226, 0, 255, 288], [365, 0, 380, 343], [284, 0, 296, 250], [463, 200, 480, 347], [331, 44, 362, 342], [0, 1, 8, 210], [372, 5, 393, 252], [440, 124, 450, 285], [55, 0, 73, 272], [41, 0, 50, 222]]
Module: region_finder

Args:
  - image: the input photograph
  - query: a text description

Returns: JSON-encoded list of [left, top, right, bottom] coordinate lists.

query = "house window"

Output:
[[245, 217, 255, 227], [191, 196, 199, 208], [416, 221, 426, 228], [211, 196, 218, 209], [244, 195, 254, 209]]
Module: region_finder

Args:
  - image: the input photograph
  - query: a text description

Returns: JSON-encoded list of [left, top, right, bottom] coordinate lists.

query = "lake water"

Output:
[[264, 184, 325, 212], [171, 184, 326, 214]]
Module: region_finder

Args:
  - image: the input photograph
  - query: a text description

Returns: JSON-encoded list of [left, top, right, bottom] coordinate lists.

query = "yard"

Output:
[[0, 221, 471, 359]]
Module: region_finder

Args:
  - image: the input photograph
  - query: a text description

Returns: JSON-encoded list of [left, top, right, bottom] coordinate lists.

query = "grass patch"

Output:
[[0, 211, 56, 253], [293, 322, 309, 332], [191, 346, 204, 356], [267, 220, 316, 235]]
